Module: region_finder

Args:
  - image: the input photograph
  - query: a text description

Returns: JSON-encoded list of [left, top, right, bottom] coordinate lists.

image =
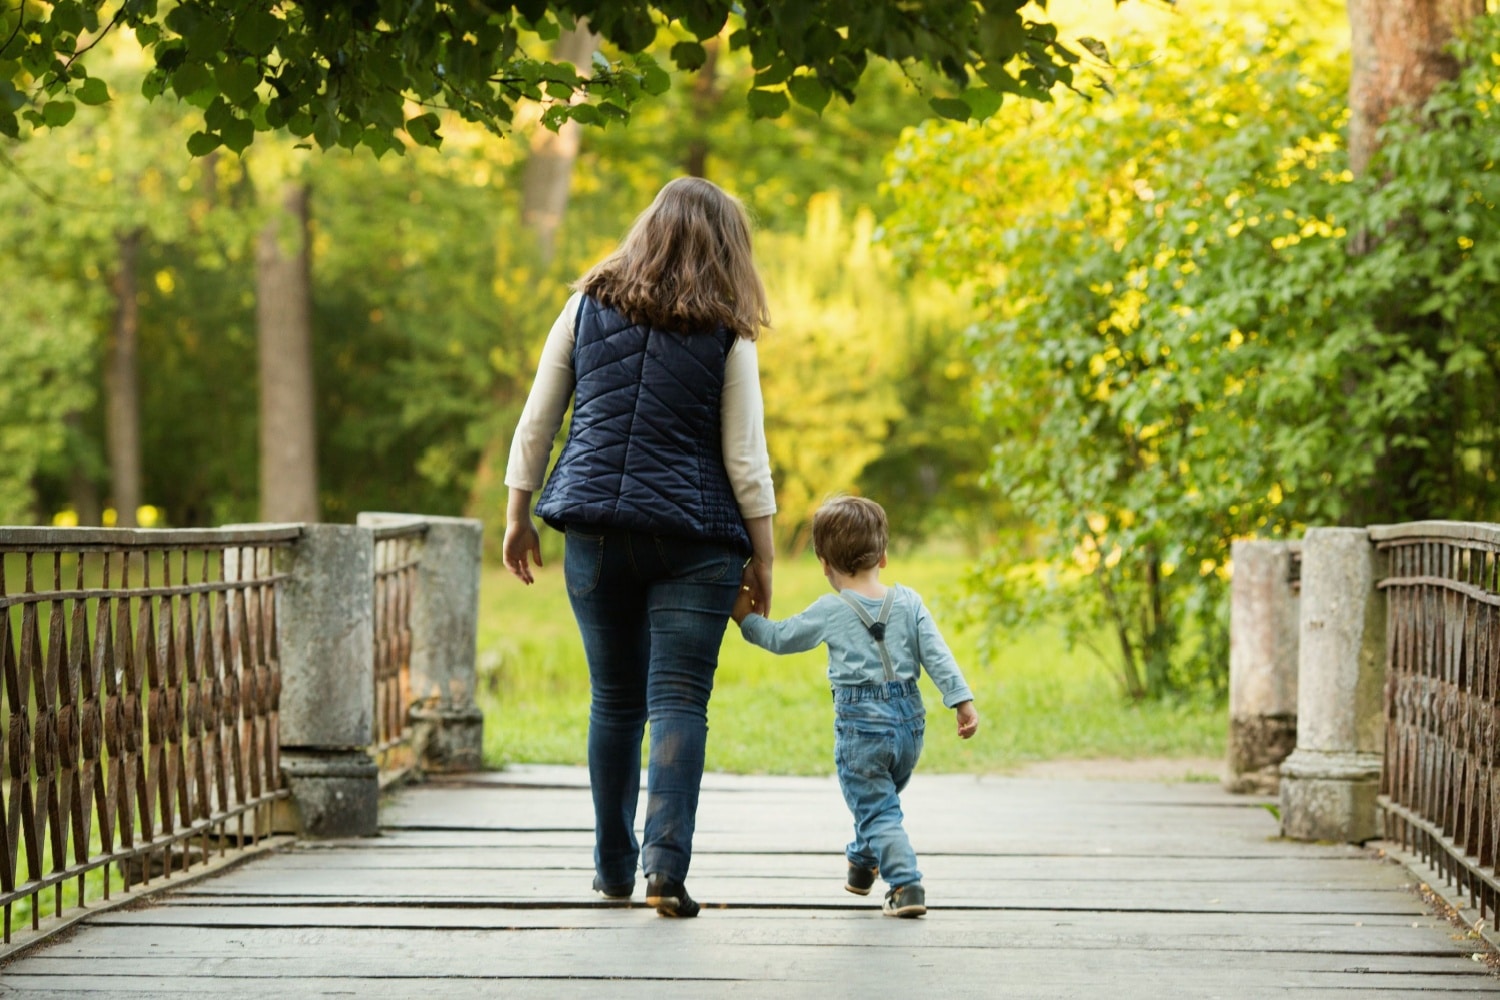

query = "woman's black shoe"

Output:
[[592, 875, 634, 899], [644, 873, 701, 918]]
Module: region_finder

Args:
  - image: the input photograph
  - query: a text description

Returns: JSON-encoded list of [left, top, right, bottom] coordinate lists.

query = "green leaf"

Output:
[[0, 110, 18, 139], [41, 100, 76, 127], [75, 77, 110, 106], [669, 41, 707, 71], [568, 103, 603, 126], [171, 61, 214, 99], [787, 75, 830, 114], [215, 59, 261, 103], [164, 3, 202, 36], [929, 97, 971, 121], [978, 9, 1026, 61], [234, 9, 282, 57], [51, 2, 84, 38], [961, 86, 1003, 120], [220, 115, 254, 153], [185, 20, 231, 60], [753, 56, 793, 87], [312, 110, 341, 150], [1076, 36, 1112, 66], [681, 4, 727, 40], [404, 112, 441, 148], [640, 63, 671, 96], [746, 87, 790, 120], [186, 130, 221, 156]]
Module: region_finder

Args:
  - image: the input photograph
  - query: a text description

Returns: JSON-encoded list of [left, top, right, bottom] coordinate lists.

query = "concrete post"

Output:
[[358, 513, 485, 772], [1225, 540, 1300, 794], [272, 524, 379, 837], [1279, 527, 1386, 842]]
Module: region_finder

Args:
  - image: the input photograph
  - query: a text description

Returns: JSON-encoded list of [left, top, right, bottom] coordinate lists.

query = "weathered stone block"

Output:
[[1279, 748, 1384, 842], [275, 524, 375, 749], [1279, 526, 1387, 843], [277, 750, 379, 838], [1226, 539, 1301, 793]]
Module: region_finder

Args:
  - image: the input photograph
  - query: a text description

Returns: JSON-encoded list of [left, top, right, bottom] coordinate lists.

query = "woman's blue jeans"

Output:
[[834, 680, 927, 888], [563, 527, 742, 887]]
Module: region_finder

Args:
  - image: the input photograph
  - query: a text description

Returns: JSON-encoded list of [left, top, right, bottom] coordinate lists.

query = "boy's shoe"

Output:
[[645, 873, 701, 918], [882, 883, 926, 918], [845, 863, 878, 896], [592, 875, 634, 899]]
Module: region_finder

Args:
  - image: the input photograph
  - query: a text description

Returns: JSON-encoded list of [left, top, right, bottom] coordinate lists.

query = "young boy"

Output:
[[732, 495, 979, 918]]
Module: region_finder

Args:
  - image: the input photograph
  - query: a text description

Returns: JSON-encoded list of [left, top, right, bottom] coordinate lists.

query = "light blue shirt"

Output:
[[739, 584, 975, 708]]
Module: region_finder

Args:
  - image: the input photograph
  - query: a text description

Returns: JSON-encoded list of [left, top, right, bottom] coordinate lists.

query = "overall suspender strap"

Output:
[[839, 590, 898, 684]]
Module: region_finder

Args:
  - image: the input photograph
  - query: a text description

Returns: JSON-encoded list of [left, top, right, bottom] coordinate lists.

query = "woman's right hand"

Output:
[[503, 519, 543, 584], [503, 488, 543, 584]]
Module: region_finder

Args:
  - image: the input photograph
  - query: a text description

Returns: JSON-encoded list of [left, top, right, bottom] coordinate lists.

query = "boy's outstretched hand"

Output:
[[955, 701, 979, 740]]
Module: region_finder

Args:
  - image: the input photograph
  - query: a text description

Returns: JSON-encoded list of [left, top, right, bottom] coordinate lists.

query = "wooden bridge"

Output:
[[1, 764, 1493, 998], [2, 519, 1499, 996]]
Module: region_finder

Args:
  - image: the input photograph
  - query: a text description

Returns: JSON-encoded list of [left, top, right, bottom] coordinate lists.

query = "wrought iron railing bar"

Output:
[[0, 530, 290, 950]]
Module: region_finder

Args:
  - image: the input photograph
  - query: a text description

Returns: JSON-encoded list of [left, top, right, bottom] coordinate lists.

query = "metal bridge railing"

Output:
[[1373, 521, 1500, 922], [0, 526, 299, 948]]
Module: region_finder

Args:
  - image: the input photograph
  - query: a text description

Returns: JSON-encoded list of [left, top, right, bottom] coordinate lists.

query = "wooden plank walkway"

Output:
[[1, 765, 1495, 998]]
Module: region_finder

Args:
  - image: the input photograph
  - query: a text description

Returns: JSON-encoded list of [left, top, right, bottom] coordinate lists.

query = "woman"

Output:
[[502, 177, 776, 918]]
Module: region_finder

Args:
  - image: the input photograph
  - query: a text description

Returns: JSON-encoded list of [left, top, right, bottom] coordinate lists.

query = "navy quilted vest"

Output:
[[533, 295, 752, 555]]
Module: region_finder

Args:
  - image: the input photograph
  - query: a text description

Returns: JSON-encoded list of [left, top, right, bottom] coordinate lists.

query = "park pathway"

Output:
[[0, 764, 1495, 998]]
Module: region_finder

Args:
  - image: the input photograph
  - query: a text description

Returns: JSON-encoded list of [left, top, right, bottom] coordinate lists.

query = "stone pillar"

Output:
[[273, 524, 379, 837], [358, 513, 485, 772], [1279, 527, 1386, 842], [1225, 540, 1300, 794]]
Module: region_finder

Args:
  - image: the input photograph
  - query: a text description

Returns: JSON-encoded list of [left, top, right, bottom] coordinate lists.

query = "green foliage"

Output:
[[887, 8, 1500, 701], [754, 194, 991, 551], [0, 42, 207, 522], [2, 0, 1108, 156]]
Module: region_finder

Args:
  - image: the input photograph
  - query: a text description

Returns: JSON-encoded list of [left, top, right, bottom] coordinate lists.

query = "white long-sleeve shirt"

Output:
[[504, 292, 778, 519]]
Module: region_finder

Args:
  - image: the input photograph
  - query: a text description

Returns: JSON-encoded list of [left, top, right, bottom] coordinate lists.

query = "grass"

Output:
[[475, 549, 1226, 776]]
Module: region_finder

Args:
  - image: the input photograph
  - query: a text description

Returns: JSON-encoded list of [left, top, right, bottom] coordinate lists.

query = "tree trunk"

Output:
[[684, 37, 722, 178], [1344, 0, 1483, 524], [1346, 0, 1484, 176], [519, 22, 599, 265], [255, 182, 320, 524], [105, 228, 143, 528], [65, 411, 102, 527]]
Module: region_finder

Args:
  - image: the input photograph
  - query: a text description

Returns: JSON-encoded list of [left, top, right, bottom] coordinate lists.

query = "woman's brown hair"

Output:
[[574, 177, 770, 340]]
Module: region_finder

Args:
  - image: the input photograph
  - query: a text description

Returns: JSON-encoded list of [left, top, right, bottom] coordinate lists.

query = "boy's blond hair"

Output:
[[811, 495, 888, 575]]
